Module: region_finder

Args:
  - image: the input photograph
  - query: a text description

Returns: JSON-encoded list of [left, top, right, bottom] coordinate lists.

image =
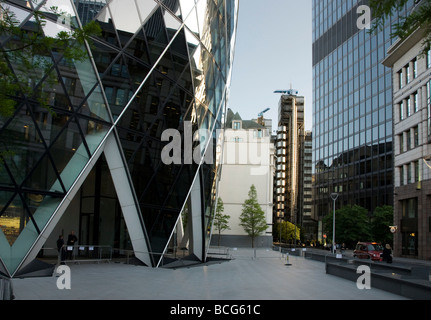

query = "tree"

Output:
[[213, 197, 230, 246], [239, 185, 268, 248], [371, 205, 394, 245], [275, 220, 300, 244], [369, 0, 431, 54], [323, 205, 371, 248]]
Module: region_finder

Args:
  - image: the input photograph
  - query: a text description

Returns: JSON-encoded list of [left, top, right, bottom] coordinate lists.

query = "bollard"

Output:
[[285, 253, 291, 266]]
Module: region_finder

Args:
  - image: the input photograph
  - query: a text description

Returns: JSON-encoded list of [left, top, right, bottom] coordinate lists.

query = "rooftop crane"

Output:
[[257, 108, 270, 126]]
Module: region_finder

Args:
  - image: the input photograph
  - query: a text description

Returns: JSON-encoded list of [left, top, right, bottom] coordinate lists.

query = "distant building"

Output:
[[273, 91, 315, 241], [214, 109, 274, 247], [382, 27, 431, 260], [302, 131, 316, 241]]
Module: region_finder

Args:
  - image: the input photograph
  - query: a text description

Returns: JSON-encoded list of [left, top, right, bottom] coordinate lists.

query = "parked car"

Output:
[[353, 242, 383, 261]]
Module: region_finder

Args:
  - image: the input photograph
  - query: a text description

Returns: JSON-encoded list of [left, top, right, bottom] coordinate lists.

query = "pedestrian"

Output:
[[56, 235, 66, 264], [341, 243, 346, 255], [382, 244, 392, 263], [67, 231, 78, 260]]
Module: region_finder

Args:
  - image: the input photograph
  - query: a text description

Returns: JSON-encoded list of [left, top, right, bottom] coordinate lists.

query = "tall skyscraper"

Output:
[[0, 0, 239, 277], [312, 0, 418, 241], [274, 91, 313, 240]]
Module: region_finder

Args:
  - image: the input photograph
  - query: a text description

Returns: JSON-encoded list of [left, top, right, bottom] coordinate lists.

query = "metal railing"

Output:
[[41, 245, 113, 264]]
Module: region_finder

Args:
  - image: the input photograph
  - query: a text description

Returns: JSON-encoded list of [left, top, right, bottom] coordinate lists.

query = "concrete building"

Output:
[[382, 27, 431, 260], [214, 109, 274, 247]]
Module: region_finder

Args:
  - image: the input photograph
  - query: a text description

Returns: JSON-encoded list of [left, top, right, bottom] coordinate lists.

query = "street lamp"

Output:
[[330, 193, 338, 254]]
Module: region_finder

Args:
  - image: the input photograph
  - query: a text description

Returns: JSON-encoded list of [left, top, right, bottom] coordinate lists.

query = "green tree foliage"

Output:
[[274, 220, 300, 244], [323, 205, 395, 248], [213, 197, 230, 246], [369, 0, 431, 53], [239, 185, 268, 248], [323, 205, 371, 248], [371, 205, 394, 245]]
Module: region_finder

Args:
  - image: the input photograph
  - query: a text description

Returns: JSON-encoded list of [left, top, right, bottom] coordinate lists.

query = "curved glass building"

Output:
[[0, 0, 238, 277]]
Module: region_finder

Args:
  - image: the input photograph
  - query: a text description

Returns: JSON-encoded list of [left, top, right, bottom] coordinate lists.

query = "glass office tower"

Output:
[[0, 0, 238, 277], [312, 0, 417, 239]]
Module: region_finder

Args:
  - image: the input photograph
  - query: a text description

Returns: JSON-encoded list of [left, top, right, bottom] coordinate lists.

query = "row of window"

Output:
[[399, 160, 421, 187], [398, 92, 419, 121], [397, 50, 431, 91], [398, 126, 419, 154]]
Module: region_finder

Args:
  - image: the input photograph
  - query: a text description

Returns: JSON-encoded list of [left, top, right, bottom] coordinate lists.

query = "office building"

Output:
[[214, 109, 274, 247], [382, 27, 431, 259], [0, 0, 239, 277], [273, 91, 314, 240], [312, 0, 418, 242]]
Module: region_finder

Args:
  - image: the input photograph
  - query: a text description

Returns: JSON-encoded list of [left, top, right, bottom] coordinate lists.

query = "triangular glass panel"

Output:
[[73, 0, 107, 25], [101, 53, 150, 118], [162, 8, 182, 41], [123, 30, 151, 66], [77, 117, 110, 156], [94, 5, 122, 49], [79, 83, 111, 123], [2, 2, 33, 27], [0, 106, 48, 186], [22, 192, 63, 240], [0, 193, 30, 246], [0, 2, 33, 46], [21, 151, 65, 195], [136, 0, 159, 25], [161, 0, 182, 20], [108, 0, 142, 48], [182, 4, 199, 36], [47, 117, 91, 191], [143, 7, 170, 67], [179, 1, 196, 26], [4, 41, 54, 101], [79, 39, 122, 88]]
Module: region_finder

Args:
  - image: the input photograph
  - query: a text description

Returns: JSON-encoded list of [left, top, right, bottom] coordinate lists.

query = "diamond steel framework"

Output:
[[0, 0, 238, 277]]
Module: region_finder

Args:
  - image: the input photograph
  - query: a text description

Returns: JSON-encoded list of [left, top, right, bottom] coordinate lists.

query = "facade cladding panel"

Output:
[[0, 0, 238, 277], [312, 0, 417, 232]]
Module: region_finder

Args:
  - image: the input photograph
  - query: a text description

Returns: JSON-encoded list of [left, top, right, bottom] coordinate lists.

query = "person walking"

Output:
[[66, 231, 78, 260]]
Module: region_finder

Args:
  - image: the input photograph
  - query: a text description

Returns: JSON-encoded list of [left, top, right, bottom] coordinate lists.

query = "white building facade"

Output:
[[383, 28, 431, 259], [213, 110, 275, 247]]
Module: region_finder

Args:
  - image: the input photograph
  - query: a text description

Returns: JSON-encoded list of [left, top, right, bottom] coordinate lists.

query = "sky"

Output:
[[227, 0, 313, 133]]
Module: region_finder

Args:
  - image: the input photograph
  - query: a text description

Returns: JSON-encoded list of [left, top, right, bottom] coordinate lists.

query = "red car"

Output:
[[353, 242, 383, 261]]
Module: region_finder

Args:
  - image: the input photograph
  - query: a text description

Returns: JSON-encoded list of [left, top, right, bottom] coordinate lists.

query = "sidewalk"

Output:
[[11, 248, 408, 300]]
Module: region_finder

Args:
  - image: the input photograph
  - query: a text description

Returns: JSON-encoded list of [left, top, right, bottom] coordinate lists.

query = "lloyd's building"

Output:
[[0, 0, 239, 277]]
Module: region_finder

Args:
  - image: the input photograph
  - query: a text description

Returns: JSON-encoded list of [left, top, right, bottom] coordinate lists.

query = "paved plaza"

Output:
[[11, 248, 407, 300]]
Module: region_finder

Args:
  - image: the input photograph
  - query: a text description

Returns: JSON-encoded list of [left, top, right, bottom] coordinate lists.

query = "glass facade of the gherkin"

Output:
[[0, 0, 238, 277]]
